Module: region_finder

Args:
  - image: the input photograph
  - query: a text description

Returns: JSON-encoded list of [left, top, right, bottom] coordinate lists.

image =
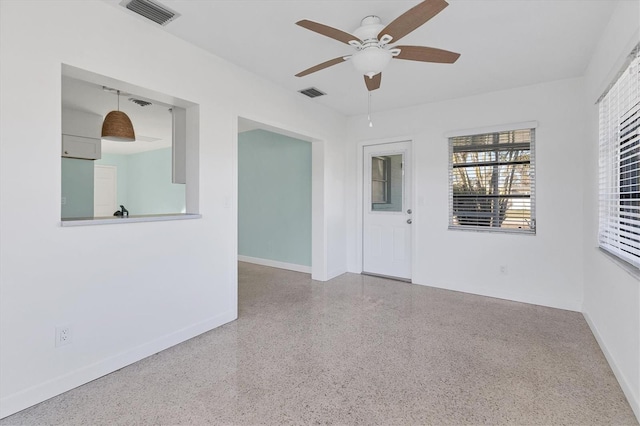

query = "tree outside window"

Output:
[[449, 129, 535, 233]]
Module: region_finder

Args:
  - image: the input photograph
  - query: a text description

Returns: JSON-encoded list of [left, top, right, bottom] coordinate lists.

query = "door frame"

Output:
[[234, 114, 328, 282], [94, 164, 117, 217], [356, 136, 416, 276]]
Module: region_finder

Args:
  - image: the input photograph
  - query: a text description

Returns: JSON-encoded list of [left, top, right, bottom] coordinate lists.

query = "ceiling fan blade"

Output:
[[378, 0, 449, 43], [394, 45, 460, 63], [296, 20, 360, 45], [295, 56, 348, 77], [364, 73, 382, 91]]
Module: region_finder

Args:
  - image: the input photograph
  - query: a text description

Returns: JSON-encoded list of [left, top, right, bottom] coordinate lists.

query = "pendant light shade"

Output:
[[102, 90, 135, 142]]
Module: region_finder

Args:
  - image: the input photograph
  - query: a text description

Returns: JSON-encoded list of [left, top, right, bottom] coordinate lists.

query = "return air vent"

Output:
[[298, 87, 326, 98], [120, 0, 180, 26], [128, 98, 152, 107]]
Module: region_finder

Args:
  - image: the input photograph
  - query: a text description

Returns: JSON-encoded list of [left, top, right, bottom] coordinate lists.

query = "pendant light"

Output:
[[101, 89, 135, 142]]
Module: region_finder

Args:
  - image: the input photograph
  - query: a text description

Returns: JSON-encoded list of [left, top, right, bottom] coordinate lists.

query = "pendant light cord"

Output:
[[117, 90, 120, 112]]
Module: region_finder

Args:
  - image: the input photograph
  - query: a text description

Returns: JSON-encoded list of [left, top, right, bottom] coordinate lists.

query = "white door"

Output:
[[94, 165, 117, 217], [363, 141, 412, 280]]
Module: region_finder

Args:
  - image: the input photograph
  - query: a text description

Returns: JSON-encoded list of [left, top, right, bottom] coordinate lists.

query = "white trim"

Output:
[[238, 256, 312, 274], [592, 31, 640, 104], [311, 138, 328, 281], [234, 113, 326, 281], [93, 164, 117, 217], [596, 42, 640, 104], [229, 115, 239, 319], [583, 312, 640, 422], [61, 213, 202, 227], [356, 137, 415, 279], [443, 121, 539, 138], [415, 280, 581, 312], [0, 311, 236, 419], [354, 135, 415, 274], [598, 247, 640, 279]]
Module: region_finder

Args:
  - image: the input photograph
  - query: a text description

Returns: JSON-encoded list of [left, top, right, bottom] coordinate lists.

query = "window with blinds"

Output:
[[449, 128, 535, 233], [598, 45, 640, 270]]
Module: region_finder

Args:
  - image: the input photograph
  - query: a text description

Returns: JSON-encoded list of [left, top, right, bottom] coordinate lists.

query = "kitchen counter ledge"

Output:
[[61, 213, 202, 227]]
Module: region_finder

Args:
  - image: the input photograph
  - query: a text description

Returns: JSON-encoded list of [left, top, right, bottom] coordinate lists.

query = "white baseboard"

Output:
[[583, 312, 640, 423], [326, 268, 347, 281], [0, 311, 236, 419], [238, 255, 311, 274], [414, 280, 582, 312]]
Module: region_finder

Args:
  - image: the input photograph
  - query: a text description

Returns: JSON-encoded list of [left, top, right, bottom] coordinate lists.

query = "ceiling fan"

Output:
[[295, 0, 460, 92]]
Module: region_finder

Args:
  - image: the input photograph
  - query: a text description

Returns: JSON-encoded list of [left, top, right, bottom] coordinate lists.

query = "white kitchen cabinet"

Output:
[[62, 108, 102, 139], [61, 108, 102, 159], [62, 134, 101, 160]]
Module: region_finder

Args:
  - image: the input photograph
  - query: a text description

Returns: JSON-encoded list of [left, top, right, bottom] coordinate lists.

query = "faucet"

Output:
[[113, 205, 129, 217]]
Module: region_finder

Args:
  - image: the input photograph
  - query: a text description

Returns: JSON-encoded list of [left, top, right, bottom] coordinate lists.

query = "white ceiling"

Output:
[[62, 75, 173, 155], [103, 0, 619, 117]]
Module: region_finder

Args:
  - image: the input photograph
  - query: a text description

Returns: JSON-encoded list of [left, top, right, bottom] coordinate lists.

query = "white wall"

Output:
[[347, 77, 587, 311], [0, 0, 346, 418], [582, 0, 640, 418]]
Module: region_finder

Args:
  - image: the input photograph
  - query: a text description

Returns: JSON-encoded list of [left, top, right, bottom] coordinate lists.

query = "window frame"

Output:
[[597, 44, 640, 270], [448, 126, 536, 235], [371, 156, 391, 205]]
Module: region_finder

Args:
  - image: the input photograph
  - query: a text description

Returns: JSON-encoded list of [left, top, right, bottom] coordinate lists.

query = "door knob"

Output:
[[407, 209, 412, 214], [407, 219, 412, 224]]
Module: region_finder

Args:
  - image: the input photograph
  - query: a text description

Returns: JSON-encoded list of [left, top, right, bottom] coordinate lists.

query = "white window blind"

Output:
[[449, 128, 535, 233], [598, 45, 640, 269]]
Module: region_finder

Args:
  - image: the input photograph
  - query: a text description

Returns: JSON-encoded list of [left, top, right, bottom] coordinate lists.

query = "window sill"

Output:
[[448, 225, 535, 235], [597, 247, 640, 280], [60, 213, 202, 227]]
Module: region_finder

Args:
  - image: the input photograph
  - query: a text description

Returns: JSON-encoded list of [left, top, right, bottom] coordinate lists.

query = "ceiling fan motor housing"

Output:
[[351, 15, 395, 78], [354, 16, 385, 45]]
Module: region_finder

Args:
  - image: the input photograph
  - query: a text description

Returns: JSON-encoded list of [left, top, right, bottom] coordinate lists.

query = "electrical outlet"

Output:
[[55, 325, 72, 347], [500, 265, 508, 275]]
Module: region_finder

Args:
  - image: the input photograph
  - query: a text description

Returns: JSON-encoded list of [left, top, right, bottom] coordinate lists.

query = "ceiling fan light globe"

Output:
[[352, 48, 392, 78]]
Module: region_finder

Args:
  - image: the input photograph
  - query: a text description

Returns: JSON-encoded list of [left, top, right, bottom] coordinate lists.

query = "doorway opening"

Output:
[[236, 117, 325, 280]]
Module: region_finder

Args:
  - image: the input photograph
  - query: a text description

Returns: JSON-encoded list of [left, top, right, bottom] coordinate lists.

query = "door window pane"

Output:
[[372, 154, 403, 212]]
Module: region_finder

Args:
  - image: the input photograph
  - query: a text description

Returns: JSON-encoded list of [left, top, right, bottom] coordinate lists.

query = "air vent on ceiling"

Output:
[[298, 87, 326, 98], [120, 0, 180, 26], [129, 98, 152, 107]]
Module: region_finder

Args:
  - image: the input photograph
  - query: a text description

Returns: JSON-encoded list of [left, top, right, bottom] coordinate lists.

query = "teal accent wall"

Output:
[[238, 129, 311, 267], [127, 148, 185, 214], [61, 158, 94, 219], [95, 148, 185, 215]]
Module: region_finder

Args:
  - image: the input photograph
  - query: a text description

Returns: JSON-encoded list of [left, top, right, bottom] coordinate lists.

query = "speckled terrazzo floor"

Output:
[[2, 262, 637, 425]]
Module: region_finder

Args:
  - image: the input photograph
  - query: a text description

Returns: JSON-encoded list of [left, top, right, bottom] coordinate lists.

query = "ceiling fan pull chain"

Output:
[[368, 92, 374, 127]]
